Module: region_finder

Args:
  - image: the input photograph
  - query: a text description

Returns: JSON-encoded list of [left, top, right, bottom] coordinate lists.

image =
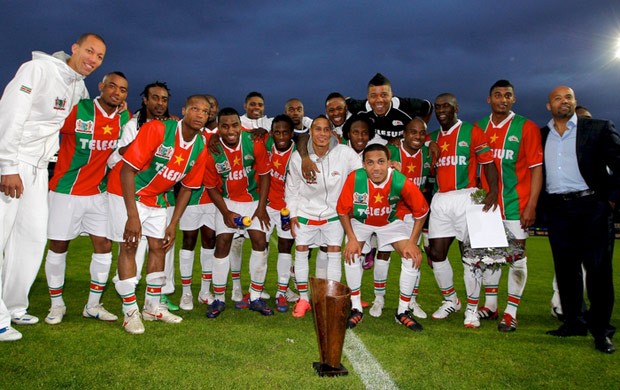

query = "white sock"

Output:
[[162, 242, 175, 295], [115, 277, 138, 315], [398, 258, 416, 314], [315, 249, 328, 279], [87, 252, 112, 307], [200, 247, 214, 296], [144, 271, 166, 309], [326, 251, 342, 282], [432, 259, 458, 303], [344, 255, 364, 311], [294, 250, 309, 301], [134, 237, 148, 284], [212, 255, 230, 301], [505, 257, 527, 318], [462, 260, 480, 312], [45, 250, 67, 307], [481, 267, 501, 311], [373, 259, 390, 300], [179, 249, 194, 295], [230, 237, 244, 291], [276, 253, 292, 297], [249, 249, 267, 301]]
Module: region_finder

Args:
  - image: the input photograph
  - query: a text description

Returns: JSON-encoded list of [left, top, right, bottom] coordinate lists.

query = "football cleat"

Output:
[[409, 300, 428, 319], [395, 310, 423, 332], [11, 313, 39, 325], [498, 313, 518, 332], [122, 310, 145, 335], [143, 303, 183, 323], [275, 295, 289, 313], [0, 326, 22, 341], [249, 299, 274, 316], [83, 303, 118, 322], [285, 287, 300, 303], [347, 309, 364, 329], [235, 293, 250, 309], [206, 300, 226, 319], [45, 305, 67, 325], [464, 309, 481, 328], [292, 299, 311, 318], [198, 291, 214, 305], [369, 298, 384, 318], [477, 306, 498, 320], [231, 287, 243, 302], [431, 299, 461, 320], [160, 295, 179, 311], [179, 293, 194, 311]]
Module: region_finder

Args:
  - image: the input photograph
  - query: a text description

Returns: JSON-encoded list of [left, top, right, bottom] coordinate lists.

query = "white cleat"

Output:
[[198, 291, 214, 305], [45, 305, 67, 325], [0, 326, 22, 341], [260, 290, 271, 300], [231, 287, 243, 302], [179, 293, 194, 311], [369, 299, 384, 318], [11, 313, 39, 325], [409, 301, 428, 319], [143, 303, 183, 324], [83, 303, 118, 322], [464, 309, 481, 328], [123, 310, 145, 335], [431, 299, 462, 320], [285, 287, 300, 303]]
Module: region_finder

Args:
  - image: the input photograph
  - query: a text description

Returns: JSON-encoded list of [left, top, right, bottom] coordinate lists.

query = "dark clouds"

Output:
[[1, 1, 619, 128]]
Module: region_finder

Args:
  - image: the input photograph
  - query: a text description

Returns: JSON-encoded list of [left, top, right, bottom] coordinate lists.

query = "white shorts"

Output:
[[107, 193, 167, 242], [180, 203, 216, 231], [376, 214, 423, 252], [503, 219, 529, 241], [214, 199, 269, 235], [48, 191, 108, 240], [266, 206, 293, 240], [351, 219, 410, 252], [429, 188, 476, 241], [294, 219, 343, 247]]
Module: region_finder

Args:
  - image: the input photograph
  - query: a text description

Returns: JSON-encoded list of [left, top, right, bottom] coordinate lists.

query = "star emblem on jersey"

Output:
[[373, 193, 384, 204], [174, 154, 185, 165], [490, 133, 499, 144], [102, 125, 113, 135], [440, 142, 449, 152], [407, 164, 416, 173], [273, 159, 281, 169], [233, 156, 241, 166]]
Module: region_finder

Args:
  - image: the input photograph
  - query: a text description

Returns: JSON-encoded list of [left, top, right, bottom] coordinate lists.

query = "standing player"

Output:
[[426, 93, 498, 325], [0, 33, 106, 340], [475, 80, 543, 331], [203, 107, 273, 318], [338, 144, 429, 330], [240, 91, 272, 131], [108, 95, 209, 334], [44, 71, 129, 325], [285, 116, 362, 318], [284, 98, 313, 138], [325, 92, 351, 137]]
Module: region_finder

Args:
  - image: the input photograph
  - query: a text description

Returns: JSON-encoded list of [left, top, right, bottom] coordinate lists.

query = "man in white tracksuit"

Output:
[[0, 33, 106, 341], [285, 115, 362, 318]]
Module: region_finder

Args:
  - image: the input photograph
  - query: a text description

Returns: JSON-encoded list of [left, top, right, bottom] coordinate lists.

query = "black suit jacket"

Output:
[[541, 117, 620, 204]]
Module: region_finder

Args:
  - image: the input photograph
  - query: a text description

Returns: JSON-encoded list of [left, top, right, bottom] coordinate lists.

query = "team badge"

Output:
[[392, 120, 403, 126], [75, 119, 94, 134], [508, 135, 519, 142], [155, 145, 173, 159], [458, 141, 469, 147], [53, 97, 67, 111], [244, 154, 253, 161], [353, 192, 368, 205], [215, 160, 231, 173]]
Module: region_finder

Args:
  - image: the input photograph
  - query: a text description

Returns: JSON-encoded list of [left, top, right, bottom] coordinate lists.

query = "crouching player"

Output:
[[108, 95, 209, 334], [337, 144, 429, 330]]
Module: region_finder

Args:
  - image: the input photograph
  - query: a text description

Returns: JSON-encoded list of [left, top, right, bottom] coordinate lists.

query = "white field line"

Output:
[[343, 330, 399, 389]]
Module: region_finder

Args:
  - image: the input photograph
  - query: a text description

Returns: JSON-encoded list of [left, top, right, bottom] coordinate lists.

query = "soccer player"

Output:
[[325, 92, 351, 137], [240, 91, 273, 131], [264, 115, 298, 312], [338, 143, 429, 330], [0, 33, 106, 340], [426, 93, 498, 325], [285, 116, 362, 318], [284, 98, 313, 138], [475, 80, 543, 331], [203, 107, 273, 318], [44, 71, 129, 325], [108, 95, 209, 334]]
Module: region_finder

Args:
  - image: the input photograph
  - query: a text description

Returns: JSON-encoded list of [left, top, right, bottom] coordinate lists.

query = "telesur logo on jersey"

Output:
[[75, 119, 94, 134], [155, 145, 173, 160]]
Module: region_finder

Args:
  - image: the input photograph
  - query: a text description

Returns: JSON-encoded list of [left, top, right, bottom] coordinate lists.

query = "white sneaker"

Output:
[[369, 299, 384, 318], [285, 287, 300, 303], [83, 303, 118, 321], [464, 309, 481, 328], [409, 301, 428, 319], [11, 313, 39, 325], [180, 293, 194, 311], [431, 299, 462, 320], [143, 303, 183, 324], [260, 290, 271, 300], [231, 287, 243, 302], [123, 310, 145, 335], [0, 326, 22, 341], [198, 291, 214, 305], [45, 305, 67, 325]]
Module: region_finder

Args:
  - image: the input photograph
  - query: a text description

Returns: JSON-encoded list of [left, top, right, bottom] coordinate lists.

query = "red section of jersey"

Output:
[[267, 144, 294, 210], [107, 121, 207, 207], [50, 103, 123, 195], [337, 170, 428, 226]]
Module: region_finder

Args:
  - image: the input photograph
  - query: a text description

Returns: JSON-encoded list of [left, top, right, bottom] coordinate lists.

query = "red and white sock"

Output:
[[432, 258, 458, 303], [276, 253, 292, 297], [481, 267, 501, 311], [463, 262, 480, 312], [505, 257, 527, 318], [230, 237, 244, 292], [294, 250, 309, 301], [315, 249, 328, 279], [45, 250, 67, 307], [212, 255, 230, 301], [200, 247, 214, 296], [249, 249, 267, 301], [327, 252, 342, 282], [179, 249, 194, 295], [115, 277, 138, 315], [344, 255, 364, 311], [144, 271, 165, 310], [87, 252, 112, 307], [373, 258, 390, 301], [398, 258, 416, 314]]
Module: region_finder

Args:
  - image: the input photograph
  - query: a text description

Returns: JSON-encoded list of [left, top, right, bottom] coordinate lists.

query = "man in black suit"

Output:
[[541, 86, 620, 354]]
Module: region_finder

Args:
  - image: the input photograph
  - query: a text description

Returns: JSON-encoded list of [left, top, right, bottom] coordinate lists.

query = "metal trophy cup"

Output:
[[309, 277, 351, 377]]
